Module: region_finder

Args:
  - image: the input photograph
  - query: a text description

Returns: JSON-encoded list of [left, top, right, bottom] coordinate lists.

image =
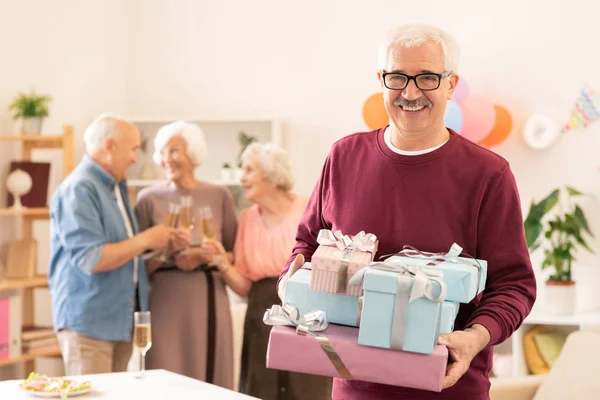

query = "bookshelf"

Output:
[[0, 126, 74, 371]]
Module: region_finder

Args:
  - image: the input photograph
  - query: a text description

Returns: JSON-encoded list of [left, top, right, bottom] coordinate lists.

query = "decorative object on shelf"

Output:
[[235, 131, 257, 180], [524, 186, 594, 315], [523, 84, 600, 150], [220, 162, 233, 181], [8, 91, 52, 136], [6, 161, 50, 208], [6, 169, 33, 210], [5, 239, 37, 279]]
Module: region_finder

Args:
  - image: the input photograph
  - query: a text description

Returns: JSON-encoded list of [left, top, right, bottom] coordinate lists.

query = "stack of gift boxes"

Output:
[[265, 229, 487, 392]]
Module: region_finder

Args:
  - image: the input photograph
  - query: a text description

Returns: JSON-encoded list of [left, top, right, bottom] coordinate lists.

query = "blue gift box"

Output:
[[358, 267, 444, 354], [385, 247, 487, 304], [440, 301, 460, 334], [284, 265, 360, 327]]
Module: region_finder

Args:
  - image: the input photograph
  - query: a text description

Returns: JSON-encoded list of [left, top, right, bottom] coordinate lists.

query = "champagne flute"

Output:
[[133, 311, 152, 379], [199, 206, 217, 242]]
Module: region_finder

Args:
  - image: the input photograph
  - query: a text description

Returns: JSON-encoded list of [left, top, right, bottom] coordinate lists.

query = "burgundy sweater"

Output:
[[280, 128, 536, 399]]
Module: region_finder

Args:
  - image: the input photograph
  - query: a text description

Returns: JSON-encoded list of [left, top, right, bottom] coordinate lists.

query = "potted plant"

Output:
[[235, 131, 257, 180], [221, 162, 233, 182], [524, 186, 594, 314], [9, 91, 52, 135]]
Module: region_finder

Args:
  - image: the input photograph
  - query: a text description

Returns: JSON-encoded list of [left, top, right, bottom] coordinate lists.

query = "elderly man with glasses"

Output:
[[278, 24, 536, 400]]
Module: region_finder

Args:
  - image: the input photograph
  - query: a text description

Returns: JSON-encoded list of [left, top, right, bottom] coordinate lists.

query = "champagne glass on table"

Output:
[[133, 311, 152, 379]]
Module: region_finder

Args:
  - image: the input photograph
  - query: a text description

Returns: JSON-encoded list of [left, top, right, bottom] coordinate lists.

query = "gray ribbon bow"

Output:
[[264, 304, 353, 379], [393, 242, 484, 295], [317, 229, 378, 293]]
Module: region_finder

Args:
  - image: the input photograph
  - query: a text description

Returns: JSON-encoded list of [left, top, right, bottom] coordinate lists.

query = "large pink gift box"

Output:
[[266, 324, 448, 392]]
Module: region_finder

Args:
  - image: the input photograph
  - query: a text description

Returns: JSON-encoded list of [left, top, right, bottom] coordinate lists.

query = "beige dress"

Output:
[[135, 181, 238, 389]]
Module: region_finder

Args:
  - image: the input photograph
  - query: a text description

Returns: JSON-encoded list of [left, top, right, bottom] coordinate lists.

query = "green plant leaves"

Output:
[[523, 186, 594, 282], [8, 91, 51, 119]]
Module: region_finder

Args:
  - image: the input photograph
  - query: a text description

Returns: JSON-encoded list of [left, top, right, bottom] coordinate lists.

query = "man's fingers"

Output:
[[442, 360, 464, 389], [278, 254, 305, 301], [289, 254, 305, 275], [437, 334, 450, 346]]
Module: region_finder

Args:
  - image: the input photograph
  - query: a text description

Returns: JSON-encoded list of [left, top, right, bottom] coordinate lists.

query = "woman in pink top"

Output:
[[213, 143, 332, 400]]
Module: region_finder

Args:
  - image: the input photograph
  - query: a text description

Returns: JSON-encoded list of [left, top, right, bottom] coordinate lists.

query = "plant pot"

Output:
[[21, 117, 43, 136], [544, 280, 577, 315], [220, 168, 233, 182]]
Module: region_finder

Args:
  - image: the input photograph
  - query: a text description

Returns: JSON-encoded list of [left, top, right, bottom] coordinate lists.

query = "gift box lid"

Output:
[[386, 255, 487, 293], [363, 268, 444, 298]]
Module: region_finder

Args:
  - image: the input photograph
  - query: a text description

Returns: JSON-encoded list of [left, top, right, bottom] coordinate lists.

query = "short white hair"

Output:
[[377, 24, 460, 73], [241, 142, 294, 192], [152, 121, 208, 166], [83, 113, 132, 154]]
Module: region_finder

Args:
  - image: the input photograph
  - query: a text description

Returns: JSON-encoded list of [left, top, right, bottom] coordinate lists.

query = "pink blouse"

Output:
[[234, 195, 308, 281]]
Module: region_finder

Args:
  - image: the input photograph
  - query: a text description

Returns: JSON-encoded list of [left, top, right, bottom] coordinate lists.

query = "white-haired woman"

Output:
[[212, 143, 332, 399], [134, 121, 238, 389]]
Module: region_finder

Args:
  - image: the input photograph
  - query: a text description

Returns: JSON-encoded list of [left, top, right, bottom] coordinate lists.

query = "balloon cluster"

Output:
[[444, 79, 513, 147]]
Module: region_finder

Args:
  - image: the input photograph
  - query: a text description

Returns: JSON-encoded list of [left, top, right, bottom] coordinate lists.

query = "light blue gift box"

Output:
[[440, 301, 460, 334], [385, 247, 487, 304], [358, 267, 444, 354], [284, 265, 360, 327]]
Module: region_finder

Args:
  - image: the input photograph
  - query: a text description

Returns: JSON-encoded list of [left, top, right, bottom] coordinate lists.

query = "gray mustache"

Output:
[[393, 98, 432, 108]]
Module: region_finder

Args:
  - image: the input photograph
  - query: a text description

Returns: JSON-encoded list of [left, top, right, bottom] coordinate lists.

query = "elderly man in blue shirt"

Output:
[[49, 113, 190, 375]]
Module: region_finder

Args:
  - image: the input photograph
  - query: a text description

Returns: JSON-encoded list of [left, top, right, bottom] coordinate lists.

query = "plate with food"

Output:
[[20, 372, 92, 397]]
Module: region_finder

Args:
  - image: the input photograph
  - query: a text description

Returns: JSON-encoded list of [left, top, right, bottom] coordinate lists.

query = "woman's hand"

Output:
[[203, 241, 231, 272], [169, 229, 192, 252], [173, 245, 218, 272]]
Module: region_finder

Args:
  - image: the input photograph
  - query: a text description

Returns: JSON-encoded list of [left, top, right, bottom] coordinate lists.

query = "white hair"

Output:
[[152, 121, 208, 166], [377, 24, 460, 73], [241, 142, 294, 192], [83, 113, 132, 154]]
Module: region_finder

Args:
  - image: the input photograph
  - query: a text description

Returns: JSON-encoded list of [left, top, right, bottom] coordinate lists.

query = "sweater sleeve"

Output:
[[468, 166, 537, 345], [279, 154, 334, 281]]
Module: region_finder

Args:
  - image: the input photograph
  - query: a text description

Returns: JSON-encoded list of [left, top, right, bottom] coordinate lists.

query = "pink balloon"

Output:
[[458, 95, 496, 143], [453, 79, 470, 103]]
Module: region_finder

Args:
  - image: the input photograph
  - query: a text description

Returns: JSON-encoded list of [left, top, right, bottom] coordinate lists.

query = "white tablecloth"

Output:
[[0, 369, 258, 399]]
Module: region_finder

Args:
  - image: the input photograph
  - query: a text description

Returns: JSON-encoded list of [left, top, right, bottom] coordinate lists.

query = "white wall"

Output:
[[0, 0, 131, 378], [128, 0, 600, 308]]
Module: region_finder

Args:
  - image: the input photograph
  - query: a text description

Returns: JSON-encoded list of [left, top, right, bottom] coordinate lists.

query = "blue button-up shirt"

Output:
[[49, 155, 149, 342]]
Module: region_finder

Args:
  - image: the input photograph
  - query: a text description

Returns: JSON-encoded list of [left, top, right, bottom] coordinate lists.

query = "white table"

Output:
[[0, 369, 259, 399]]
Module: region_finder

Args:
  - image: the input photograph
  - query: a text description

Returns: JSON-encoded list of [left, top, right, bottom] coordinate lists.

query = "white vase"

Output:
[[544, 280, 577, 315], [21, 117, 43, 136]]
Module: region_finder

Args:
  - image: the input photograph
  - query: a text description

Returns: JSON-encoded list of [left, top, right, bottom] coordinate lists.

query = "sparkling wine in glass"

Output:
[[199, 206, 217, 242], [133, 311, 152, 379], [179, 196, 194, 231]]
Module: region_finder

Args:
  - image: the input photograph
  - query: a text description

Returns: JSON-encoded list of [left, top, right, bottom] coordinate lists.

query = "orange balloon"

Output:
[[362, 93, 389, 130], [478, 105, 513, 147]]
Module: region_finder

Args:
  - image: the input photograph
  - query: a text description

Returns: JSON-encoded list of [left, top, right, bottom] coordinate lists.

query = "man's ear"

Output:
[[447, 74, 459, 100], [104, 137, 116, 152]]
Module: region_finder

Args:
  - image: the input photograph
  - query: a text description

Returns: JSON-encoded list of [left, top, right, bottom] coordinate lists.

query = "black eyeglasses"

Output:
[[381, 71, 452, 91]]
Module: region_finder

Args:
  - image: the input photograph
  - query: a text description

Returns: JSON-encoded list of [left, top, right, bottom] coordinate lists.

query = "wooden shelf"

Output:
[[0, 345, 61, 367], [0, 134, 65, 149], [0, 207, 49, 218], [0, 275, 48, 291]]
